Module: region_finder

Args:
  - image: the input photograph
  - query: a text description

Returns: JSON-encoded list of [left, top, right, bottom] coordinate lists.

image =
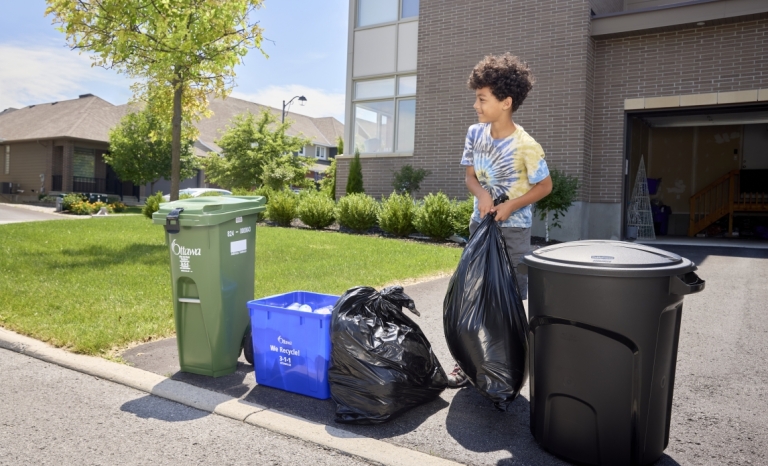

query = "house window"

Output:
[[315, 146, 327, 160], [295, 145, 305, 156], [357, 0, 398, 27], [73, 147, 95, 178], [4, 146, 9, 175], [353, 75, 416, 154], [357, 0, 418, 27], [401, 0, 419, 19]]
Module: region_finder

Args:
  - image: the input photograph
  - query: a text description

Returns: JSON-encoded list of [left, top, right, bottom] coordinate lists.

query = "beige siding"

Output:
[[0, 142, 50, 196]]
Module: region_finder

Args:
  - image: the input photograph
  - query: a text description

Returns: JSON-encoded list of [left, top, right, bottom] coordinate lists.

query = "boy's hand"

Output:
[[492, 200, 518, 222], [477, 192, 494, 218]]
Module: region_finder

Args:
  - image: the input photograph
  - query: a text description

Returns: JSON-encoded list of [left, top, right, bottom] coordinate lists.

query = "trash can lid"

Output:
[[522, 240, 697, 277], [152, 195, 266, 227]]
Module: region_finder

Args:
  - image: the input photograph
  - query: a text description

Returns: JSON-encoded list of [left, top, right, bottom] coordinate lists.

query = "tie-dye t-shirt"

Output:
[[460, 123, 550, 228]]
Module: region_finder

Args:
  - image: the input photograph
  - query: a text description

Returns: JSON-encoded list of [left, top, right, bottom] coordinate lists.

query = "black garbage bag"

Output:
[[329, 286, 448, 424], [443, 198, 529, 411]]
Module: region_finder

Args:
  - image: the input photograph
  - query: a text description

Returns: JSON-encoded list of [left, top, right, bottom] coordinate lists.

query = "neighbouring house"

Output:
[[339, 0, 768, 240], [0, 94, 344, 202]]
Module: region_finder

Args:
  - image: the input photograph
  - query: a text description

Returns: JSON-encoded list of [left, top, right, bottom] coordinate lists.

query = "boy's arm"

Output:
[[493, 175, 553, 222], [465, 167, 494, 218]]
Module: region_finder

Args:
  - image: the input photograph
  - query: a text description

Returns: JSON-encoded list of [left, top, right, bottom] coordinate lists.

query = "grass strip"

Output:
[[0, 216, 460, 355]]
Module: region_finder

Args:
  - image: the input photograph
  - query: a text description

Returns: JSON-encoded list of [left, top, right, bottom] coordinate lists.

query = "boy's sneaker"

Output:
[[446, 364, 469, 388]]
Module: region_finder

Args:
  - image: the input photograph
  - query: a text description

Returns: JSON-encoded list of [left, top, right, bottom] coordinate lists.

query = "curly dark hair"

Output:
[[467, 53, 535, 112]]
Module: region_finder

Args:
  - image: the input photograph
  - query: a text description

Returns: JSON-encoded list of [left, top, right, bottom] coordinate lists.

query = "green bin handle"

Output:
[[165, 207, 184, 234]]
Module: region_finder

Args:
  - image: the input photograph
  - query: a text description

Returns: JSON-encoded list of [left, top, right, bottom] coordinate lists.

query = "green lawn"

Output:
[[0, 217, 461, 355]]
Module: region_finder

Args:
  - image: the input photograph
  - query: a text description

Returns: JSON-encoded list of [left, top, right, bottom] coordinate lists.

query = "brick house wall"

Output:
[[338, 0, 595, 202], [591, 18, 768, 203]]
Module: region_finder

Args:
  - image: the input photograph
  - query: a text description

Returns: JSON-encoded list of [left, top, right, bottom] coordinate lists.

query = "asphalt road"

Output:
[[0, 203, 68, 224], [0, 348, 371, 466], [125, 244, 768, 466]]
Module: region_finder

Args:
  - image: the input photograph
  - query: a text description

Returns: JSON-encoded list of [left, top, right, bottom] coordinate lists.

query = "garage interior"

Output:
[[626, 105, 768, 240]]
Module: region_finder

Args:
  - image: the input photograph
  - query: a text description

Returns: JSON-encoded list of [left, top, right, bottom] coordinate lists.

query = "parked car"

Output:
[[162, 188, 232, 201]]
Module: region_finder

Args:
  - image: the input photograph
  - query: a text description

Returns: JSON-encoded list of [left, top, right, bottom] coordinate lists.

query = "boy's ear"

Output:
[[503, 96, 513, 111]]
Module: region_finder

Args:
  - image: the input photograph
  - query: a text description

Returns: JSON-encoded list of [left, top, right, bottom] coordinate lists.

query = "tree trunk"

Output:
[[150, 180, 156, 195], [170, 79, 183, 202]]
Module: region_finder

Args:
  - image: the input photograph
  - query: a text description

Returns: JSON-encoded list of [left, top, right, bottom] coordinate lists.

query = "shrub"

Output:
[[451, 197, 475, 238], [231, 187, 255, 196], [109, 201, 126, 213], [91, 201, 113, 214], [345, 149, 364, 194], [179, 193, 195, 200], [413, 192, 454, 240], [266, 189, 299, 226], [69, 200, 95, 215], [337, 193, 379, 233], [378, 192, 416, 237], [298, 191, 336, 229], [392, 165, 432, 195], [142, 191, 165, 219], [198, 190, 227, 197], [62, 193, 86, 211], [534, 168, 579, 242]]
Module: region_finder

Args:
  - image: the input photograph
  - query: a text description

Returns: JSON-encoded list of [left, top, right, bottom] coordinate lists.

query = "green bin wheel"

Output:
[[242, 324, 254, 366]]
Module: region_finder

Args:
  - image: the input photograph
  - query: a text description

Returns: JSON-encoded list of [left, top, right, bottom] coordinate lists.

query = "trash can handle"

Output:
[[669, 271, 705, 296], [165, 207, 184, 234]]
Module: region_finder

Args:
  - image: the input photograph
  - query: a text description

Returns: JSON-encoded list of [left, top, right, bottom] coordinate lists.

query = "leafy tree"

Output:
[[336, 136, 344, 157], [392, 164, 431, 195], [534, 169, 579, 242], [346, 149, 364, 195], [319, 157, 338, 200], [203, 110, 311, 190], [106, 106, 198, 193], [46, 0, 266, 201]]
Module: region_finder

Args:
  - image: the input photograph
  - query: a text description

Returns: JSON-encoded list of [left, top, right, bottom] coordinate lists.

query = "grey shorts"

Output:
[[469, 220, 531, 300]]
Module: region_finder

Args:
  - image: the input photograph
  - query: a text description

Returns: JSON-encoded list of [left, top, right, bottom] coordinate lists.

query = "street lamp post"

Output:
[[281, 95, 307, 123]]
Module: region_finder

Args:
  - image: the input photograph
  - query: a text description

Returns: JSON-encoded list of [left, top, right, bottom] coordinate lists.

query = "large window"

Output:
[[354, 76, 416, 154], [315, 146, 327, 160], [73, 147, 95, 178], [357, 0, 418, 27]]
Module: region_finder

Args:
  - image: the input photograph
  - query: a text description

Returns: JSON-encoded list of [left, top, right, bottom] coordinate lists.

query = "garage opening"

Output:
[[625, 104, 768, 242]]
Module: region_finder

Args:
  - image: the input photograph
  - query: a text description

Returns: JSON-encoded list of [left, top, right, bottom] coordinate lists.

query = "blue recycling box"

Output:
[[247, 291, 339, 399]]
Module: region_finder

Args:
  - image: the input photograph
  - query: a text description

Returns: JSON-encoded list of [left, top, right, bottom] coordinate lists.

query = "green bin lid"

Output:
[[152, 195, 266, 227]]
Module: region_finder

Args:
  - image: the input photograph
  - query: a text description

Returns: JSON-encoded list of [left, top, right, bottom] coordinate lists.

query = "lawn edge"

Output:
[[0, 327, 462, 466]]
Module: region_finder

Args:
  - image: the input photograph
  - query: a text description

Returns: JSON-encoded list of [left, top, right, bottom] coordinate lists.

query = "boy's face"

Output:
[[473, 87, 513, 124]]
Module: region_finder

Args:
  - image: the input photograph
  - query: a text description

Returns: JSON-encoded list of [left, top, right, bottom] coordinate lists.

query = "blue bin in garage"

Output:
[[247, 291, 339, 399]]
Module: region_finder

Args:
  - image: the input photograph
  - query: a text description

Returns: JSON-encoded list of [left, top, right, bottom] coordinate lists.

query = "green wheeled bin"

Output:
[[152, 196, 266, 377]]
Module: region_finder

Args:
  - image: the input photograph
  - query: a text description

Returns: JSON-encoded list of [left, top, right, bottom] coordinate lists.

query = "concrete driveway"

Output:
[[123, 244, 768, 465], [0, 203, 71, 224]]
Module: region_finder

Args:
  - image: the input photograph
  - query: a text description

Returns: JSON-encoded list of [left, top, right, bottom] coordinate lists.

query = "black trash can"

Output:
[[520, 240, 705, 466]]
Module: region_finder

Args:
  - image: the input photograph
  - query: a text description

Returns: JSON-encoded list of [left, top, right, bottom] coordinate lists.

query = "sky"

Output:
[[0, 0, 349, 121]]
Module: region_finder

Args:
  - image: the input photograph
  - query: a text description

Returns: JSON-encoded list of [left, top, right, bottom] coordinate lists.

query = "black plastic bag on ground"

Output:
[[443, 202, 529, 411], [329, 286, 448, 424]]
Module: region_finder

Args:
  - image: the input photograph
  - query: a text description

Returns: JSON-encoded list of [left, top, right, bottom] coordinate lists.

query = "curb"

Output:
[[0, 328, 461, 466]]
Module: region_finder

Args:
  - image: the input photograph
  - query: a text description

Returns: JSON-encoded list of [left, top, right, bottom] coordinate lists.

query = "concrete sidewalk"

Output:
[[4, 244, 767, 465]]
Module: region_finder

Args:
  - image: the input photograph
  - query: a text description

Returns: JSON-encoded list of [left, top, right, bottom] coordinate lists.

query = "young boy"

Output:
[[448, 53, 553, 388]]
